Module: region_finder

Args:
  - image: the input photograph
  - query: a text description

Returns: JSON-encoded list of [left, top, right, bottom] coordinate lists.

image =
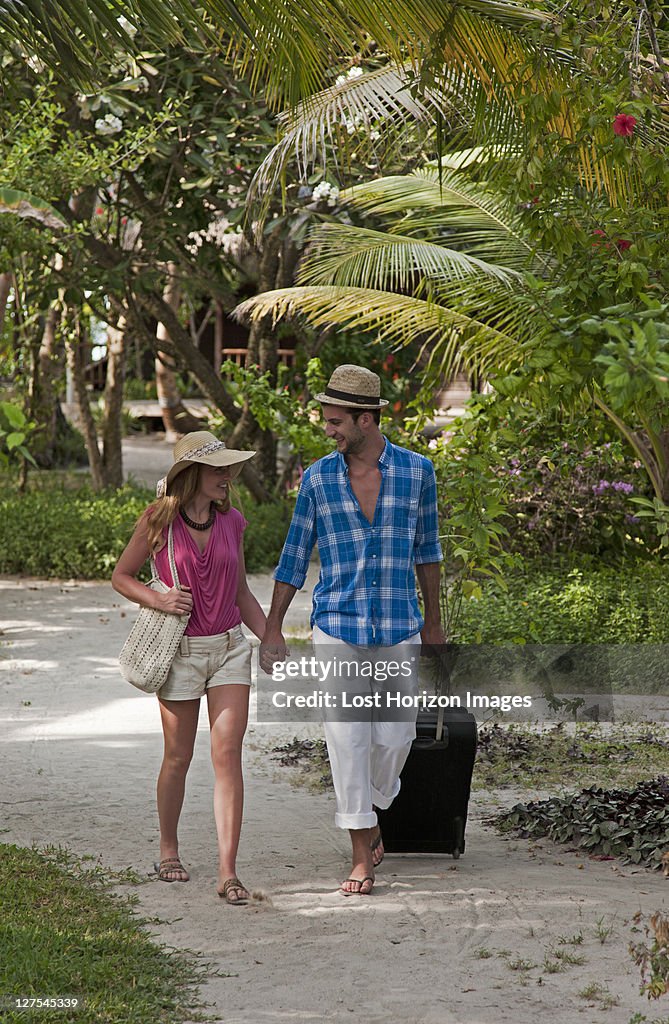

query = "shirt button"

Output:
[[373, 581, 377, 586]]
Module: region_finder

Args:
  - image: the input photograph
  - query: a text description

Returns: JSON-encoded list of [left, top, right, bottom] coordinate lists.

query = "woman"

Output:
[[112, 431, 266, 905]]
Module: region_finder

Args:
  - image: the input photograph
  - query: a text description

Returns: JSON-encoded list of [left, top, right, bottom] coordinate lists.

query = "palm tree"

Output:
[[237, 160, 550, 386], [0, 1, 554, 106]]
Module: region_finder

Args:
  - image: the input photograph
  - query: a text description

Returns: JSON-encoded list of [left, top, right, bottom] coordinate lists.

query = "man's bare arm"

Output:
[[259, 581, 298, 671], [415, 561, 446, 646], [264, 581, 298, 636]]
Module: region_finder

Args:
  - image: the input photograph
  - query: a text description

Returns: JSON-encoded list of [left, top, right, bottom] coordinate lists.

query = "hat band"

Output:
[[323, 385, 380, 405], [185, 440, 227, 459]]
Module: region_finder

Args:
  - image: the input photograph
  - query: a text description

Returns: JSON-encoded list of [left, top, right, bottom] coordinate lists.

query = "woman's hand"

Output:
[[157, 586, 193, 616]]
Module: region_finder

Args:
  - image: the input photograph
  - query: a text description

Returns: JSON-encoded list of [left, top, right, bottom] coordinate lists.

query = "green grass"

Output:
[[0, 844, 207, 1024]]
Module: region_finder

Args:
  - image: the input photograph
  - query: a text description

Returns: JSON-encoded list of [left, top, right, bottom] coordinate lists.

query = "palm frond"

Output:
[[249, 64, 437, 207], [340, 169, 550, 272], [298, 223, 524, 291], [0, 1, 210, 85], [234, 284, 536, 377]]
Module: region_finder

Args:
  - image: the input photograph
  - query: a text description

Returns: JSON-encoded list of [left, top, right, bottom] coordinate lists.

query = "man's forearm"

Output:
[[265, 580, 299, 633], [416, 561, 443, 626]]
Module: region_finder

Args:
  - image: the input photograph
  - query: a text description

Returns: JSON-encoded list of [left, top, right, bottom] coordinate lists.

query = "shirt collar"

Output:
[[338, 435, 391, 476]]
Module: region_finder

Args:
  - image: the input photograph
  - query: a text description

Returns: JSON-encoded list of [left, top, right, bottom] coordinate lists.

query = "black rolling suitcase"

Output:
[[377, 706, 477, 856]]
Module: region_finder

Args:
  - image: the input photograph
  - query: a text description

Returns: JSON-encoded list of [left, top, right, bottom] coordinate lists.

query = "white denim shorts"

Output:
[[159, 625, 252, 701]]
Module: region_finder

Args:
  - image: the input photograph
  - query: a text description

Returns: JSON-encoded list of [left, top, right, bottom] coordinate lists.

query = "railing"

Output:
[[221, 348, 296, 370]]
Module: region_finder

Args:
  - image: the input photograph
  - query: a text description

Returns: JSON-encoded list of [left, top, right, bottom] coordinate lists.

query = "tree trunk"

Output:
[[214, 300, 224, 371], [65, 314, 105, 490], [0, 272, 12, 336], [28, 303, 68, 468], [101, 317, 126, 488], [56, 213, 271, 501], [155, 264, 202, 443]]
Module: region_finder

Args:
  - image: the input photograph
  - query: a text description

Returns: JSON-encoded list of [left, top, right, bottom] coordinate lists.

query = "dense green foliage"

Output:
[[493, 776, 669, 870], [0, 844, 203, 1024], [2, 484, 289, 577], [456, 560, 669, 644]]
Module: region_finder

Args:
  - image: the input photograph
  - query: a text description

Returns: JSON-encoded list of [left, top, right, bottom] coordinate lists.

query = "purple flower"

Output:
[[612, 481, 634, 493], [624, 514, 640, 524]]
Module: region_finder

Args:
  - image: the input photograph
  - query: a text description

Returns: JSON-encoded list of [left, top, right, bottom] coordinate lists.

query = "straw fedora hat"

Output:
[[158, 431, 256, 495], [314, 364, 389, 409]]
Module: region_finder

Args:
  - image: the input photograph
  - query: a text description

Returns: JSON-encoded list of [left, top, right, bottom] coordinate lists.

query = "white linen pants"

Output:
[[312, 624, 421, 830]]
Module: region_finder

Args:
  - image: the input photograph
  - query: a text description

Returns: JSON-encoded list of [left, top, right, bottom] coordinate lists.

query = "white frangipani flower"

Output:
[[335, 65, 365, 86], [95, 114, 123, 135], [311, 181, 340, 206], [184, 217, 243, 256]]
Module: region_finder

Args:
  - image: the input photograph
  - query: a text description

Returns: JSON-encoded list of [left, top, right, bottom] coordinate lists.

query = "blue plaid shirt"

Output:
[[274, 437, 442, 646]]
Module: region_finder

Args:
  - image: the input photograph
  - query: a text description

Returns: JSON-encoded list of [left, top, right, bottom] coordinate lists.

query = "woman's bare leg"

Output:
[[206, 684, 250, 900], [156, 697, 200, 880]]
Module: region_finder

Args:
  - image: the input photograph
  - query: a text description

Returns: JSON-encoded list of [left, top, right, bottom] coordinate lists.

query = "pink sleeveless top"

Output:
[[154, 509, 247, 637]]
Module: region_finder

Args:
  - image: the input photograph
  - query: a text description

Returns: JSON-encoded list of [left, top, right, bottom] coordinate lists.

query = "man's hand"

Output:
[[259, 626, 289, 675], [420, 622, 447, 657]]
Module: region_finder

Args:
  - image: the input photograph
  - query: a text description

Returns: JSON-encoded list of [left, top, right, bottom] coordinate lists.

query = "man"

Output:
[[261, 364, 445, 895]]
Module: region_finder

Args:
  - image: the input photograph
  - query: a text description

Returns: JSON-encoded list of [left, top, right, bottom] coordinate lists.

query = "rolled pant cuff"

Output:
[[371, 780, 400, 811], [334, 811, 378, 830]]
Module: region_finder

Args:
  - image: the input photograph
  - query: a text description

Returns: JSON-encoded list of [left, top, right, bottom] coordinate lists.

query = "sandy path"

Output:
[[1, 576, 667, 1024]]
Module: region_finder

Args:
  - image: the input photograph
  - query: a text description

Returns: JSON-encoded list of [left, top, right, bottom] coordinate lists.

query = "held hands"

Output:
[[158, 586, 193, 617], [259, 627, 289, 675]]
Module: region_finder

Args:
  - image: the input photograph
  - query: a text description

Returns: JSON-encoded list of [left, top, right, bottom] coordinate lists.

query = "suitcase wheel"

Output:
[[452, 846, 461, 859]]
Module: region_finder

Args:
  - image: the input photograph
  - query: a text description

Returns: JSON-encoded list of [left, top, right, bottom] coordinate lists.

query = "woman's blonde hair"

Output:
[[142, 464, 232, 555]]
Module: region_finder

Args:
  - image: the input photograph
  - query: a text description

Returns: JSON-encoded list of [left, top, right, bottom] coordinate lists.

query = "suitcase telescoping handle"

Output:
[[413, 729, 448, 752], [416, 647, 449, 750]]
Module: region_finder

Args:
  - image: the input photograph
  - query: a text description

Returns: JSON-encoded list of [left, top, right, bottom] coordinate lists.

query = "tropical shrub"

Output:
[[494, 776, 669, 870], [456, 559, 669, 645], [2, 484, 291, 577]]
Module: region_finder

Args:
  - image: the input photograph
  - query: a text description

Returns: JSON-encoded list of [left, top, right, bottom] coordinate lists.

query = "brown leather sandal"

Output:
[[218, 876, 250, 905], [154, 858, 189, 882]]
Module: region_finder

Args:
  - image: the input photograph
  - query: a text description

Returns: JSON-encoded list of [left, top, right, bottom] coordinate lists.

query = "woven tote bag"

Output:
[[119, 523, 190, 692]]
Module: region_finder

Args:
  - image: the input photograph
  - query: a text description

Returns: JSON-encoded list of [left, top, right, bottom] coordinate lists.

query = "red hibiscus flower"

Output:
[[616, 239, 631, 251], [612, 113, 637, 137]]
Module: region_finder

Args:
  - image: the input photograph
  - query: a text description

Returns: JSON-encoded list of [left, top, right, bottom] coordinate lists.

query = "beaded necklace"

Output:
[[180, 502, 216, 531]]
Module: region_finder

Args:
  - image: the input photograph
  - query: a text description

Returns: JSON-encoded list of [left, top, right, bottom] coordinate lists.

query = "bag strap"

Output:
[[149, 522, 181, 589], [167, 521, 181, 588]]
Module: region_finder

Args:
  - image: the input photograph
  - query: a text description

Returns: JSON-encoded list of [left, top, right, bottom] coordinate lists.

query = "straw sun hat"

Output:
[[156, 431, 256, 497], [314, 364, 389, 409]]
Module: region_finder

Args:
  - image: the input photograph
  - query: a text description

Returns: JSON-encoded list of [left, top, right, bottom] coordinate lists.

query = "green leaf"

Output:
[[0, 188, 66, 230]]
